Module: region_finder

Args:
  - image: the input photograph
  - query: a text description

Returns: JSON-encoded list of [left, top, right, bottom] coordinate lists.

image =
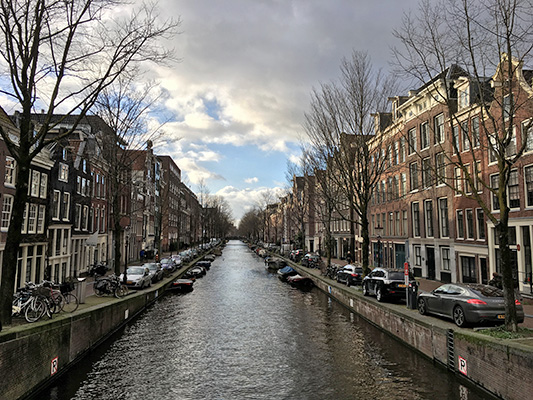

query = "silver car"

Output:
[[120, 266, 152, 289], [417, 283, 525, 327], [143, 263, 164, 282]]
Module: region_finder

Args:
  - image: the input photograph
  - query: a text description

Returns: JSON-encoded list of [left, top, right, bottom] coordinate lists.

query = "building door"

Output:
[[426, 246, 435, 280], [395, 244, 405, 269], [480, 258, 488, 284]]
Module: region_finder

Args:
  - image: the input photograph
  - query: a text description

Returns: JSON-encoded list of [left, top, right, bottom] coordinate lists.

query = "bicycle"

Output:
[[12, 285, 51, 322], [94, 274, 128, 298]]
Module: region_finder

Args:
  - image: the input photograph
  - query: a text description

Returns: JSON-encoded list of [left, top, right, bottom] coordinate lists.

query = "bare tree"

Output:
[[0, 0, 179, 326], [93, 72, 166, 276], [393, 0, 533, 331], [304, 50, 399, 275]]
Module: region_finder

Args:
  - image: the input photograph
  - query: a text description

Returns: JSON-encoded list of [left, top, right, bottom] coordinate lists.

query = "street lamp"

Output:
[[375, 225, 384, 268], [123, 226, 130, 284]]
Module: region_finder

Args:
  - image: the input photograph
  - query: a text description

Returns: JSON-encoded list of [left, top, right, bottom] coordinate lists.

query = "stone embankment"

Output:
[[289, 261, 533, 400]]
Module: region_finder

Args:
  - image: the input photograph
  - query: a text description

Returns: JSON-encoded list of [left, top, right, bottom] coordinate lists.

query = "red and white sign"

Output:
[[404, 262, 409, 286], [51, 356, 58, 376], [458, 356, 467, 375]]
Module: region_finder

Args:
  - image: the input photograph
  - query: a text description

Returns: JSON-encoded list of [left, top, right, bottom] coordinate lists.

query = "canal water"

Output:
[[39, 240, 486, 400]]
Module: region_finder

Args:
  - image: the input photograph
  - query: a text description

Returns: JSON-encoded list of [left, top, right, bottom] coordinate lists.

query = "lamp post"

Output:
[[123, 226, 130, 284], [375, 225, 383, 268]]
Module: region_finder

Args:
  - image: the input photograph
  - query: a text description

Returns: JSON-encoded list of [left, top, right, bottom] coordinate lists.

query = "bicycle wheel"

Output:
[[61, 293, 79, 312], [25, 298, 46, 322], [115, 284, 129, 298], [38, 295, 55, 318]]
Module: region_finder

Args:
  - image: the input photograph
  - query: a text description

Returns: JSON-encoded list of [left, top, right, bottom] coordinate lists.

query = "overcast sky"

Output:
[[0, 0, 422, 224], [147, 0, 425, 224]]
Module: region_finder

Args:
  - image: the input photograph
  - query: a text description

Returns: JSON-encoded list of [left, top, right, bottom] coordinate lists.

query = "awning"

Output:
[[86, 231, 99, 247]]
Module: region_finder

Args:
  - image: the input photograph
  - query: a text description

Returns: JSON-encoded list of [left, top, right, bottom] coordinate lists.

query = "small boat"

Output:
[[169, 278, 194, 292], [264, 257, 285, 271], [287, 274, 314, 289], [183, 266, 206, 279], [277, 266, 297, 281], [196, 260, 211, 270], [204, 254, 216, 262]]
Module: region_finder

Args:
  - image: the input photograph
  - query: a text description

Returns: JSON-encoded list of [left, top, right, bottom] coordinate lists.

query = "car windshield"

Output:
[[127, 267, 144, 275]]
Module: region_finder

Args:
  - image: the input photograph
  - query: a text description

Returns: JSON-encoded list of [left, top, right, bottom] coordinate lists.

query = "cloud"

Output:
[[244, 177, 258, 184]]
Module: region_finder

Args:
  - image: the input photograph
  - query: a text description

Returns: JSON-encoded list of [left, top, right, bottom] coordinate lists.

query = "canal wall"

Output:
[[0, 283, 168, 400], [293, 264, 533, 400]]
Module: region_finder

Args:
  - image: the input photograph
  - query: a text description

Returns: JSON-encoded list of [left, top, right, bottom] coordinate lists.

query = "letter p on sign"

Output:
[[51, 356, 58, 376], [458, 356, 467, 375]]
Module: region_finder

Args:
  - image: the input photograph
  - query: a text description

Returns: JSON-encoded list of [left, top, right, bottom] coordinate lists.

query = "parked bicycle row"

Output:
[[12, 280, 79, 323]]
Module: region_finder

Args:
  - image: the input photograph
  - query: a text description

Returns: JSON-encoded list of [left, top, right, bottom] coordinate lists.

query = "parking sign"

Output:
[[458, 356, 467, 375]]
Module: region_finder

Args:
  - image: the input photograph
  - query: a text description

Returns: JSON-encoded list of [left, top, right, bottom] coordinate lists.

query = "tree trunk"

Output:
[[0, 157, 31, 326]]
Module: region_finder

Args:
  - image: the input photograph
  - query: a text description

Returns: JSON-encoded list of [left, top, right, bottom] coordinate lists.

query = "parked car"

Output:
[[160, 258, 176, 273], [171, 254, 182, 267], [417, 283, 525, 327], [336, 265, 363, 286], [143, 262, 164, 283], [362, 267, 415, 302], [119, 266, 152, 289], [301, 253, 320, 268]]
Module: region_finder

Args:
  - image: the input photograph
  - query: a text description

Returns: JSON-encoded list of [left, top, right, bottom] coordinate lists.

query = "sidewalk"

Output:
[[322, 256, 533, 329]]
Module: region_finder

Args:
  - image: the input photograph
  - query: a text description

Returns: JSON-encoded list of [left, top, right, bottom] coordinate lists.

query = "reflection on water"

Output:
[[41, 241, 486, 400]]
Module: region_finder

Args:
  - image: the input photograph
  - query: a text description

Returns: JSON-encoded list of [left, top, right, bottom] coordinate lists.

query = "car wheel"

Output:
[[417, 298, 427, 315], [453, 306, 467, 327], [376, 286, 385, 302], [362, 283, 369, 296]]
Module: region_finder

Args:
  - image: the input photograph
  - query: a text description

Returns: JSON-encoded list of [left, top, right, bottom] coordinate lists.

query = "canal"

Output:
[[38, 240, 487, 400]]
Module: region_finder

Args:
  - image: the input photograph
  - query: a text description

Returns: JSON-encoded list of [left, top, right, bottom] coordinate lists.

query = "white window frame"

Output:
[[441, 247, 451, 271], [52, 190, 60, 220], [30, 170, 40, 197], [59, 162, 69, 182], [4, 156, 15, 187], [39, 173, 47, 199], [456, 209, 464, 239], [37, 205, 45, 234], [1, 194, 13, 231], [62, 192, 70, 221], [27, 203, 37, 234]]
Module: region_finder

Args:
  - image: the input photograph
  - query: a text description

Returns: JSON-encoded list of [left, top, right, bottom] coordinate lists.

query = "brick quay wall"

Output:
[[0, 280, 170, 400], [291, 262, 533, 400]]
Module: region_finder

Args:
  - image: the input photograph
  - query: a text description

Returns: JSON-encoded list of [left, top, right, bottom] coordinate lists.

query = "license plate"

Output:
[[497, 314, 505, 319], [127, 281, 133, 284], [398, 284, 406, 288]]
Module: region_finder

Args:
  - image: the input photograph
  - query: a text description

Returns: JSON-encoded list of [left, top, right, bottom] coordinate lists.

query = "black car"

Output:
[[336, 265, 363, 286], [362, 267, 415, 302], [417, 283, 525, 327]]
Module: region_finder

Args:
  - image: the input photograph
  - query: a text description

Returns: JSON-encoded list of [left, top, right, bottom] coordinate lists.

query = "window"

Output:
[[476, 209, 486, 240], [75, 204, 81, 230], [30, 170, 40, 197], [525, 165, 533, 207], [489, 133, 498, 163], [37, 205, 45, 234], [434, 114, 444, 144], [21, 203, 28, 234], [5, 156, 15, 186], [461, 121, 470, 151], [459, 88, 469, 109], [399, 137, 406, 163], [1, 195, 13, 231], [27, 203, 37, 234], [523, 119, 533, 152], [441, 247, 451, 271], [59, 163, 69, 182], [408, 128, 417, 154], [410, 161, 419, 191], [452, 125, 460, 153], [77, 176, 82, 194], [82, 205, 89, 231], [393, 175, 399, 199], [491, 174, 500, 210], [454, 167, 462, 192], [402, 210, 408, 236], [52, 190, 60, 220], [395, 211, 400, 236], [389, 212, 394, 236], [461, 256, 477, 283], [414, 246, 421, 266], [39, 173, 47, 198], [62, 192, 70, 220], [503, 94, 513, 120], [474, 161, 482, 192], [506, 127, 517, 157], [456, 209, 464, 238], [394, 141, 399, 165], [435, 152, 445, 185], [509, 169, 519, 208], [412, 202, 420, 237], [425, 200, 434, 237], [466, 209, 474, 239], [472, 117, 480, 148], [401, 173, 407, 196], [421, 121, 429, 149], [422, 157, 432, 188], [439, 198, 449, 237]]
